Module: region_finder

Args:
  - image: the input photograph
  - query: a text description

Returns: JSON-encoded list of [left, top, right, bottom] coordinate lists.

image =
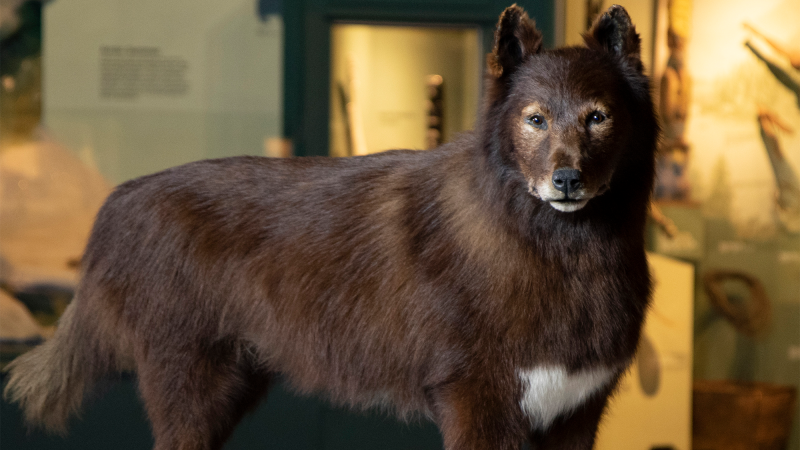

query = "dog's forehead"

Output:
[[511, 50, 621, 108]]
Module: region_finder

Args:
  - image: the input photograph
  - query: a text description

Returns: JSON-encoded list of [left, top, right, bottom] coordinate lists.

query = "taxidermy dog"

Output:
[[5, 4, 658, 450]]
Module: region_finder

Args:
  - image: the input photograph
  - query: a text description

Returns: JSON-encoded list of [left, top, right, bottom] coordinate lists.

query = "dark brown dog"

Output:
[[5, 5, 658, 449]]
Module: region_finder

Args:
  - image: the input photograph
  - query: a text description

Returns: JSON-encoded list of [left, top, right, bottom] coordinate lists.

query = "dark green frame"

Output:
[[282, 0, 555, 157]]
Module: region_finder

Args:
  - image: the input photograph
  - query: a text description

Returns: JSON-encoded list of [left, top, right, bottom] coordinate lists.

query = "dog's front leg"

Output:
[[527, 388, 611, 450], [430, 377, 526, 450]]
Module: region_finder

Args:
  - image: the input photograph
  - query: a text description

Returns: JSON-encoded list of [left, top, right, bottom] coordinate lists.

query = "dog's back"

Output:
[[5, 5, 658, 450]]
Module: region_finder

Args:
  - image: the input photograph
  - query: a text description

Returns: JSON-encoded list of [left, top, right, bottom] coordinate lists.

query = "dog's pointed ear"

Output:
[[584, 5, 642, 68], [487, 4, 543, 78]]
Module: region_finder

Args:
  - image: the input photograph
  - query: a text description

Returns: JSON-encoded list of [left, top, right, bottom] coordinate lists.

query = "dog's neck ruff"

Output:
[[518, 365, 615, 430]]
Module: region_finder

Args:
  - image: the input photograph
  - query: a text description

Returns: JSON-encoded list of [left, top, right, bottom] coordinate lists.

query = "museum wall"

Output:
[[43, 0, 284, 184]]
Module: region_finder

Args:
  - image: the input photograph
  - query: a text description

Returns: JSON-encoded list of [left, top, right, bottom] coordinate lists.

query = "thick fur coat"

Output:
[[4, 5, 658, 450]]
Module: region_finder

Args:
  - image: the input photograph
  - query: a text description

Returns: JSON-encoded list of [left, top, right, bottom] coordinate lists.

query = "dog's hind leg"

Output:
[[134, 339, 272, 450]]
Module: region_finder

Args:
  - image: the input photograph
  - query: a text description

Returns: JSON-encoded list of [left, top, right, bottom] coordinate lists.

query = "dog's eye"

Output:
[[526, 114, 547, 130], [588, 111, 607, 125]]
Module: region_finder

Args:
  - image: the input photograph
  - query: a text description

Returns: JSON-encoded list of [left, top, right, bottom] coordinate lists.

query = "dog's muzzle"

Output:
[[548, 169, 589, 212]]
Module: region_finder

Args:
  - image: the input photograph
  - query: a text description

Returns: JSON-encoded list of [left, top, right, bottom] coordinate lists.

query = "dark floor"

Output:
[[0, 374, 445, 450]]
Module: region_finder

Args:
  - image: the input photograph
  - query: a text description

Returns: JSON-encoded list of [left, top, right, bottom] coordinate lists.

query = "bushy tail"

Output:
[[3, 299, 113, 434]]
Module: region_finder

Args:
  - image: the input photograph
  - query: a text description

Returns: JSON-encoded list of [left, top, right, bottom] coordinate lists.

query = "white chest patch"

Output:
[[518, 366, 616, 430]]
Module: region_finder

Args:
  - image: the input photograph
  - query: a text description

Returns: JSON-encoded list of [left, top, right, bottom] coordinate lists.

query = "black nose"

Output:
[[552, 169, 582, 195]]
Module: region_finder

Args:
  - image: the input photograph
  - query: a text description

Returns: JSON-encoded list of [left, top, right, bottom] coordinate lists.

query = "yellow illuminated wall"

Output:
[[329, 25, 480, 156], [597, 253, 694, 450]]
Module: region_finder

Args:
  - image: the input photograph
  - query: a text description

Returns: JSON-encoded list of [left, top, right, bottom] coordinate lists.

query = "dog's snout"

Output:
[[552, 169, 582, 195]]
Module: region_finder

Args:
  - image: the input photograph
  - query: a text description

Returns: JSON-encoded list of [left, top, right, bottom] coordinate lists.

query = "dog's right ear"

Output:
[[487, 4, 543, 78]]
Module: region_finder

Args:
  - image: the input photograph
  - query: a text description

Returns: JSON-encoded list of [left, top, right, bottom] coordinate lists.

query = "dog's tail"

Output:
[[3, 297, 115, 434]]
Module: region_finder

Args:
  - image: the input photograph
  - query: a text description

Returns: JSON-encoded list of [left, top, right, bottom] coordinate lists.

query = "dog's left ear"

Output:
[[487, 4, 543, 78], [584, 5, 642, 69]]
